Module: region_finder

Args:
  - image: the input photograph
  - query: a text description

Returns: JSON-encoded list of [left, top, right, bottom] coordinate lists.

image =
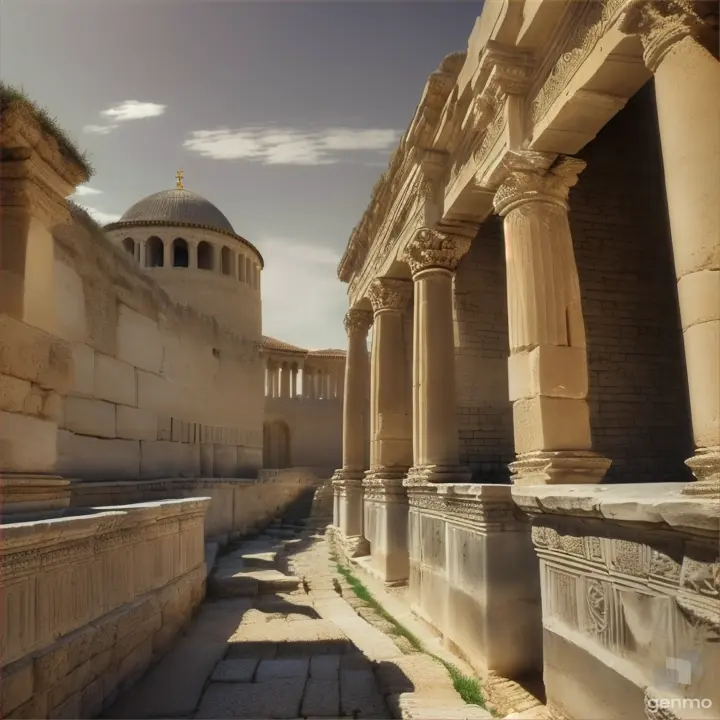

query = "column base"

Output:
[[683, 446, 720, 499], [509, 450, 611, 485], [343, 534, 370, 558], [0, 473, 71, 518], [404, 464, 471, 485], [362, 470, 410, 584]]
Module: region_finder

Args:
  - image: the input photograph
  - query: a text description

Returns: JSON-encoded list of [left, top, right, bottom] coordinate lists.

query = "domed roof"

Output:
[[118, 188, 235, 234]]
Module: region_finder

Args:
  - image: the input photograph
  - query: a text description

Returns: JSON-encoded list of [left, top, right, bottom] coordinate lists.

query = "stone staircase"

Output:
[[207, 488, 320, 599]]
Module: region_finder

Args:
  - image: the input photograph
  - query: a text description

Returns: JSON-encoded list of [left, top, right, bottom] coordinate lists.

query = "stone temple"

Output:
[[0, 2, 718, 720]]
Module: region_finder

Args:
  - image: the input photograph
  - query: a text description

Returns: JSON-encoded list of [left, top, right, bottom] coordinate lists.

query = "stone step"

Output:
[[209, 566, 301, 598]]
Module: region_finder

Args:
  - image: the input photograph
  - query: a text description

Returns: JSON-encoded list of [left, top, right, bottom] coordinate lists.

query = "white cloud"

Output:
[[71, 185, 103, 197], [75, 204, 121, 225], [184, 126, 400, 166], [259, 238, 347, 349], [101, 100, 166, 122], [83, 100, 166, 135], [83, 124, 118, 135]]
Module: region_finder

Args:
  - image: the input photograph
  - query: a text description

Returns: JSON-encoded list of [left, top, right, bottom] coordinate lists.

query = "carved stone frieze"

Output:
[[584, 578, 609, 636], [367, 277, 412, 314], [343, 308, 373, 338], [620, 0, 713, 71], [403, 227, 471, 275], [530, 0, 627, 124], [479, 40, 535, 97], [493, 152, 585, 216]]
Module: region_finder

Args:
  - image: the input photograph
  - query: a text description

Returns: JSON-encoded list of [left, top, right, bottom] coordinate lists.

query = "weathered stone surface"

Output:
[[195, 678, 306, 719], [210, 658, 259, 683], [301, 678, 341, 717]]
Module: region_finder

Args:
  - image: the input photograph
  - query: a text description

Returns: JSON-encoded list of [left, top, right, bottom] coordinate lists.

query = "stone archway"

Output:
[[263, 420, 291, 469]]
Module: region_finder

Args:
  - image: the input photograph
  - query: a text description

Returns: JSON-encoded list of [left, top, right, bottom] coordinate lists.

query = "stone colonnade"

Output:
[[333, 1, 720, 586], [265, 360, 342, 400], [119, 234, 261, 289]]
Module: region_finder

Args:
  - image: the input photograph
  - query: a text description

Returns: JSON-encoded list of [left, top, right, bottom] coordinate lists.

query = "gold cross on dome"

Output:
[[176, 169, 184, 189]]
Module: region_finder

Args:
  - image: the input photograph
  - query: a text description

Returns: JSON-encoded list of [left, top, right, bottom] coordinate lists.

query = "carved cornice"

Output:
[[493, 152, 586, 216], [479, 40, 535, 97], [343, 308, 373, 338], [530, 0, 628, 124], [338, 54, 465, 284], [620, 0, 714, 71], [367, 277, 412, 314], [403, 227, 472, 275]]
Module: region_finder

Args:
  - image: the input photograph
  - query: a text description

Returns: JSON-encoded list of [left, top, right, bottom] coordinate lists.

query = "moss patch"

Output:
[[335, 561, 488, 709], [0, 83, 93, 178]]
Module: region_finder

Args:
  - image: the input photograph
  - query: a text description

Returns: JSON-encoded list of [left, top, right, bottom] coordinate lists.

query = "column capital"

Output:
[[493, 152, 586, 216], [367, 277, 412, 314], [620, 0, 713, 72], [404, 227, 472, 276], [343, 308, 373, 338]]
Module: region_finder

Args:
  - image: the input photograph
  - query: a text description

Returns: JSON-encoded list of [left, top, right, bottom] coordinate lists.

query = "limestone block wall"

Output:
[[69, 472, 319, 543], [514, 484, 720, 720], [264, 396, 343, 476], [45, 206, 265, 480], [453, 218, 514, 482], [571, 83, 693, 483], [0, 497, 208, 719]]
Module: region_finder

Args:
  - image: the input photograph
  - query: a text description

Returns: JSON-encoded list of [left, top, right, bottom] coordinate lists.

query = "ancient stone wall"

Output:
[[453, 217, 514, 482], [46, 206, 264, 480], [571, 83, 693, 483], [264, 396, 343, 476], [0, 498, 208, 719]]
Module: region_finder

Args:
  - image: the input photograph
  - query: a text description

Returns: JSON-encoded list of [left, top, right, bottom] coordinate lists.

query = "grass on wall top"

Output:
[[0, 82, 94, 178]]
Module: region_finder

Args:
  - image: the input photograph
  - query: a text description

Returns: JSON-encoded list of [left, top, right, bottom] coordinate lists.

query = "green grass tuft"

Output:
[[335, 561, 487, 709], [0, 82, 94, 178]]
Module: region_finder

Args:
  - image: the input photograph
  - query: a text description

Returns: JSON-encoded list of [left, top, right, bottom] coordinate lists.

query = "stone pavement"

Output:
[[104, 515, 491, 720]]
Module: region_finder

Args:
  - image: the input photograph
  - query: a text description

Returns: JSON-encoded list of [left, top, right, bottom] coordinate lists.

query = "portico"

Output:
[[331, 1, 719, 715]]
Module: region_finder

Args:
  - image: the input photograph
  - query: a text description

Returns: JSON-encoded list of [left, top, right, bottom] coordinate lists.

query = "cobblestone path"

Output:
[[104, 510, 491, 719]]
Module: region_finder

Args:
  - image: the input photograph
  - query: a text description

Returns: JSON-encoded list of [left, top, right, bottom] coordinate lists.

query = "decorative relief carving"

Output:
[[493, 153, 585, 216], [367, 277, 412, 313], [584, 578, 609, 635], [343, 308, 373, 338], [403, 227, 471, 275], [649, 547, 682, 584], [608, 539, 651, 577], [530, 0, 627, 124], [620, 0, 711, 71], [681, 558, 720, 597]]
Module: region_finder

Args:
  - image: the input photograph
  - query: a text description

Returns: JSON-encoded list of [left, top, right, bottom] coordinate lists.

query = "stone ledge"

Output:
[[511, 482, 720, 534]]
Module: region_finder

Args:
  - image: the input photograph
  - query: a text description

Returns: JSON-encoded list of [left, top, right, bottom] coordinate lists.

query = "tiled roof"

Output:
[[261, 337, 346, 360]]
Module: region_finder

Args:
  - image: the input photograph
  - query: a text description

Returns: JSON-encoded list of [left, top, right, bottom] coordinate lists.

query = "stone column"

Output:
[[189, 241, 198, 269], [163, 239, 172, 268], [364, 277, 413, 583], [290, 364, 298, 398], [403, 228, 471, 484], [622, 1, 719, 495], [280, 362, 290, 399], [493, 152, 611, 485], [332, 308, 372, 555]]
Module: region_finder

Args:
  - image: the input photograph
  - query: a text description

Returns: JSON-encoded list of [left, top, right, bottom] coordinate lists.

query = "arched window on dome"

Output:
[[198, 241, 214, 270], [221, 247, 232, 276], [146, 237, 164, 267], [122, 237, 135, 256], [173, 238, 189, 268]]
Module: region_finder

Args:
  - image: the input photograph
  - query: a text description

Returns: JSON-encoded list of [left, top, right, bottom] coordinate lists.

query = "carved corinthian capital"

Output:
[[367, 278, 412, 314], [343, 308, 373, 338], [620, 0, 713, 71], [493, 153, 586, 216], [403, 227, 471, 275]]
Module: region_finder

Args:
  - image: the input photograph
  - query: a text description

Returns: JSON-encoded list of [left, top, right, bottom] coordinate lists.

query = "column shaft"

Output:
[[494, 153, 611, 485], [280, 363, 290, 399], [404, 228, 471, 484]]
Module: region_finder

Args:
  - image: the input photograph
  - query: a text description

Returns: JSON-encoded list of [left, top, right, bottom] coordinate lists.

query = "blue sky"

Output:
[[1, 0, 482, 348]]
